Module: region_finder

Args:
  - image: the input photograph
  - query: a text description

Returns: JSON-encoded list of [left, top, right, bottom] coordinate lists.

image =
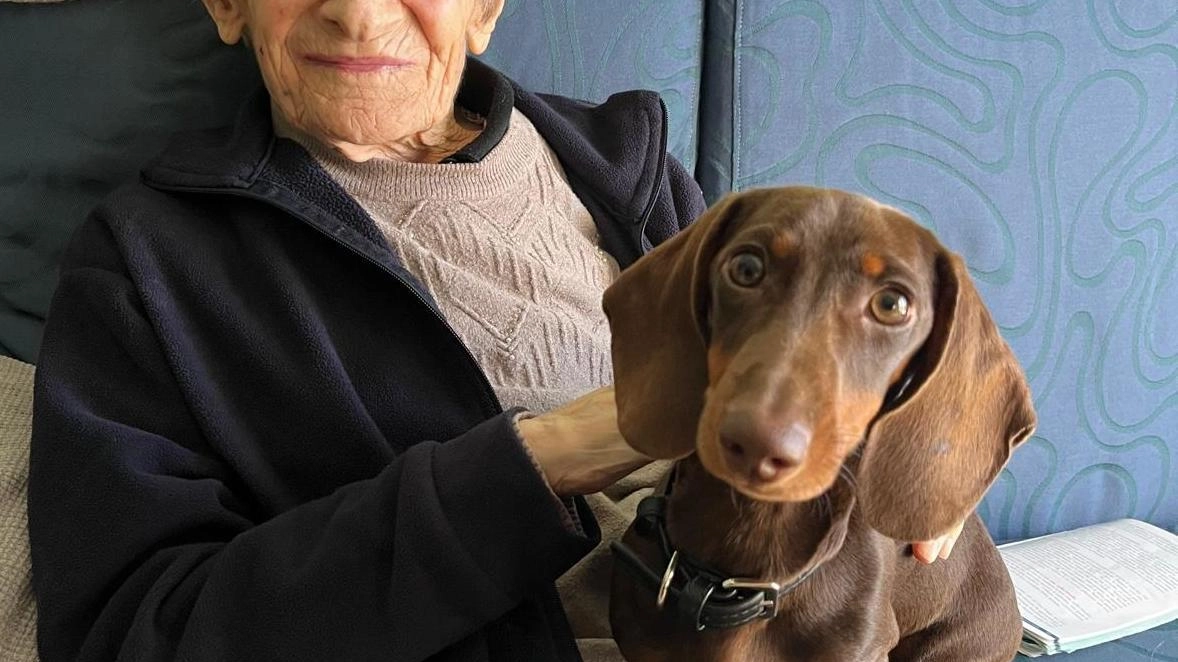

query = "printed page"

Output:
[[998, 519, 1178, 644]]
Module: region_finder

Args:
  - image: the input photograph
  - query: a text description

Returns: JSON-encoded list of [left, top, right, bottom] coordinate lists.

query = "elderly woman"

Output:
[[27, 1, 961, 661]]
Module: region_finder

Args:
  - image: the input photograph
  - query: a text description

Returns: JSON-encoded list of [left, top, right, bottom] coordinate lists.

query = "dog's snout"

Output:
[[718, 412, 810, 484]]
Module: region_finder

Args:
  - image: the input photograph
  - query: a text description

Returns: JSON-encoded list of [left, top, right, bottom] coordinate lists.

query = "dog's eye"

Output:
[[870, 289, 910, 324], [727, 252, 765, 287]]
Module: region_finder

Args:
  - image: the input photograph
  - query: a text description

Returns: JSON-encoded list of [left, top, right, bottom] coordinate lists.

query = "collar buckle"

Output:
[[721, 578, 782, 619]]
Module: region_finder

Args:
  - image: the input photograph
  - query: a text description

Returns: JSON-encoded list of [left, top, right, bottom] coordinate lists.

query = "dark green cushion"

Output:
[[0, 0, 259, 362]]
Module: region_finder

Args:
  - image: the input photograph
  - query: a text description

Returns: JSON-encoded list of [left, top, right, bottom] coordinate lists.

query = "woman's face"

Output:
[[203, 0, 502, 148]]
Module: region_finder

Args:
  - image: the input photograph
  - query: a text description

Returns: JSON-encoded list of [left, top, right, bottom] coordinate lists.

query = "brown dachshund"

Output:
[[603, 187, 1036, 662]]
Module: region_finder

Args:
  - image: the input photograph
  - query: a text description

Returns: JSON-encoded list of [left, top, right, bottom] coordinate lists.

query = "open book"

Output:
[[997, 519, 1178, 657]]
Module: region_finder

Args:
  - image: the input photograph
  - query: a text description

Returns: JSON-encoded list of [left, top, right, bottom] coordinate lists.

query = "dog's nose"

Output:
[[719, 413, 810, 483]]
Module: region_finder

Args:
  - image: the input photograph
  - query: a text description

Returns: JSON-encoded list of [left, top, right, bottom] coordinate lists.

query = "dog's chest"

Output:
[[683, 619, 896, 662]]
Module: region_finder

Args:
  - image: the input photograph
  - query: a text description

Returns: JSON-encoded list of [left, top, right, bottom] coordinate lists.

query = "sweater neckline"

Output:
[[276, 108, 538, 202]]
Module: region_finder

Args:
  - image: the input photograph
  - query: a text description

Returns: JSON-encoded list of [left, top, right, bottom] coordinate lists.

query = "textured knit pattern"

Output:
[[287, 109, 620, 416], [285, 110, 659, 662], [0, 356, 37, 662]]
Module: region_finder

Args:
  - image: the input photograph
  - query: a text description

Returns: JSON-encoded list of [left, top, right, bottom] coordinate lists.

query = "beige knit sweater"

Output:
[[286, 109, 665, 661], [291, 109, 618, 414]]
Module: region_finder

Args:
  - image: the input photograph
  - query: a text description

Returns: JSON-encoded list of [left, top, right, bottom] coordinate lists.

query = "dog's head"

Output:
[[604, 187, 1035, 541]]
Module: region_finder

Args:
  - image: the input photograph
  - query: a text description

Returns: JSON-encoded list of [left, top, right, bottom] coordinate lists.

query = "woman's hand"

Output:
[[517, 386, 652, 497], [912, 519, 966, 564]]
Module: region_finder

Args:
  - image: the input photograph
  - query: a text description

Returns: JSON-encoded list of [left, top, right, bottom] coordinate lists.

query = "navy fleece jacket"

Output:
[[28, 58, 705, 662]]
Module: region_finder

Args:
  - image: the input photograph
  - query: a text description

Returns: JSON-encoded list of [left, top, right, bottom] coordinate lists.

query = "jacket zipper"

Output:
[[636, 97, 670, 241], [147, 183, 504, 419]]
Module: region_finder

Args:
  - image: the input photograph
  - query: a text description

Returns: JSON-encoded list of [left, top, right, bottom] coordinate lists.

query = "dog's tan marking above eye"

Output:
[[771, 233, 794, 258], [861, 252, 887, 278]]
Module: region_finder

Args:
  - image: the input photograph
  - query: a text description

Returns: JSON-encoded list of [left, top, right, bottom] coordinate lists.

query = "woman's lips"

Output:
[[303, 55, 411, 73]]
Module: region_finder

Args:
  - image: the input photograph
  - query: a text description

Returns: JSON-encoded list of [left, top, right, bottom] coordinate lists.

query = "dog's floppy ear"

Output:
[[603, 195, 744, 459], [859, 251, 1036, 541]]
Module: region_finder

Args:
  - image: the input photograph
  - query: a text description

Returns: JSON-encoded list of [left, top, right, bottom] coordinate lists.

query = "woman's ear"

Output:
[[466, 0, 506, 54], [202, 0, 249, 46]]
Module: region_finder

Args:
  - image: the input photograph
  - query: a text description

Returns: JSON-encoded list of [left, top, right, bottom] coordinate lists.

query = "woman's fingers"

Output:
[[912, 539, 942, 564], [912, 519, 966, 564], [517, 385, 651, 496]]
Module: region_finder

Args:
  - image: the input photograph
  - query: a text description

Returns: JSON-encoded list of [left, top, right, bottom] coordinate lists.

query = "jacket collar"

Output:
[[140, 57, 668, 268]]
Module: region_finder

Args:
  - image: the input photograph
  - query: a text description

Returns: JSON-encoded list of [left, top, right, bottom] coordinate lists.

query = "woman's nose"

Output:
[[319, 0, 403, 43]]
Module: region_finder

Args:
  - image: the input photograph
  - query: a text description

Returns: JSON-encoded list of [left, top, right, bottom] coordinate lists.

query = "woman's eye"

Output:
[[869, 288, 911, 324], [727, 252, 765, 287]]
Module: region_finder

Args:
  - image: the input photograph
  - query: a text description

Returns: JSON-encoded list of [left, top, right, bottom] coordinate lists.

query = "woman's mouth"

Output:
[[303, 55, 411, 73]]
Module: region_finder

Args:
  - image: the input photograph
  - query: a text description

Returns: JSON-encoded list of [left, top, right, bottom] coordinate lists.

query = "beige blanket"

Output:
[[0, 356, 37, 662], [559, 461, 671, 662]]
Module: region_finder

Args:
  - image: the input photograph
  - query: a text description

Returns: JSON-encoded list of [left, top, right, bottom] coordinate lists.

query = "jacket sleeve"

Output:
[[28, 215, 598, 661]]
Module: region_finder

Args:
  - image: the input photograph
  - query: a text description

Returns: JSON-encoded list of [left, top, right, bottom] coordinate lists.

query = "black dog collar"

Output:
[[610, 469, 818, 631]]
